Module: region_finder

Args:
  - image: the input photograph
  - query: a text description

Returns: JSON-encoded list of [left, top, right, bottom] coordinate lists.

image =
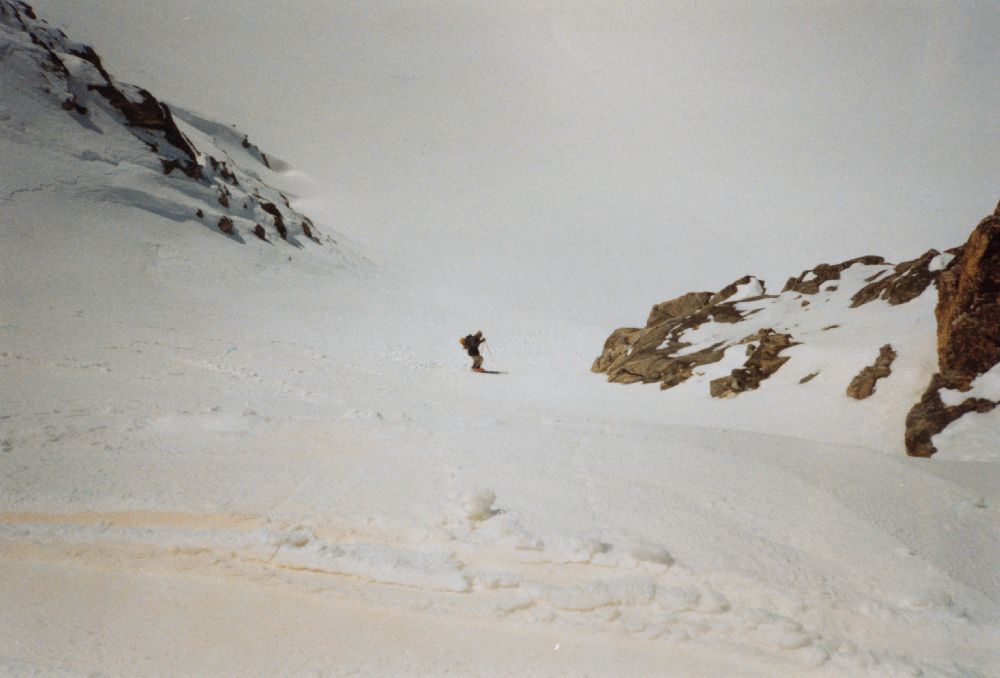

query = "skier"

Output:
[[460, 330, 486, 372]]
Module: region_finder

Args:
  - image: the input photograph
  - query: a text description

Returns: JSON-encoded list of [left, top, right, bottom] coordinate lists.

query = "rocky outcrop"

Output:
[[846, 344, 896, 399], [38, 35, 202, 178], [647, 292, 713, 327], [935, 205, 1000, 381], [0, 0, 331, 248], [259, 201, 287, 240], [592, 327, 644, 378], [593, 226, 998, 456], [850, 250, 940, 307], [592, 276, 778, 393], [709, 329, 798, 398], [782, 256, 884, 295], [904, 202, 1000, 456], [301, 217, 315, 241], [905, 374, 996, 457]]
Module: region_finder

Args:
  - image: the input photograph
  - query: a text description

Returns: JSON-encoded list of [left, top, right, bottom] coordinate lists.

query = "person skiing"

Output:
[[460, 330, 486, 372]]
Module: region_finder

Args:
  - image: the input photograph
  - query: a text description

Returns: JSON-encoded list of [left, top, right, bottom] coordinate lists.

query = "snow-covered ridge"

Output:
[[593, 239, 999, 457], [0, 0, 332, 248], [592, 256, 939, 396]]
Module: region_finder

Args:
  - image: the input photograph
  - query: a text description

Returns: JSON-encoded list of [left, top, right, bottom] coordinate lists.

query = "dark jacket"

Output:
[[464, 334, 483, 357]]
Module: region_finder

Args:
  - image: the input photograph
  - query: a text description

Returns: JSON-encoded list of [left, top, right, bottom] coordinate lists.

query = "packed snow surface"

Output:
[[2, 3, 999, 677]]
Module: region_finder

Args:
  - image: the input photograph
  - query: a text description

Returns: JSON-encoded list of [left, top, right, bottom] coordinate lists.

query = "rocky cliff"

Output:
[[905, 202, 1000, 456], [593, 204, 1000, 456]]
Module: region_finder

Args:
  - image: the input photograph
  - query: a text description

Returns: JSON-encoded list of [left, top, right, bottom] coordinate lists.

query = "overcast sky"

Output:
[[34, 0, 1000, 325]]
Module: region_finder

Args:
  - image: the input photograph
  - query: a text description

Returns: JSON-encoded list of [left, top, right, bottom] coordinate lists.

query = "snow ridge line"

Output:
[[0, 514, 821, 663], [1, 509, 968, 676]]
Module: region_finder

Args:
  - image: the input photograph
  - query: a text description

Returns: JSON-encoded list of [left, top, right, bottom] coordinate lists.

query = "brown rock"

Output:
[[87, 80, 200, 177], [709, 329, 797, 398], [259, 201, 287, 240], [708, 275, 764, 306], [594, 275, 779, 390], [850, 249, 940, 308], [217, 216, 234, 235], [647, 291, 712, 327], [253, 224, 267, 241], [904, 373, 996, 457], [904, 201, 1000, 456], [782, 256, 885, 295], [936, 203, 1000, 380], [846, 344, 896, 399], [209, 157, 239, 185], [708, 302, 745, 324], [591, 326, 643, 375]]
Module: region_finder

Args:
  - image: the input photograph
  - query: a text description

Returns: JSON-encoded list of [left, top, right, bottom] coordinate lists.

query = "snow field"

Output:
[[3, 4, 999, 674]]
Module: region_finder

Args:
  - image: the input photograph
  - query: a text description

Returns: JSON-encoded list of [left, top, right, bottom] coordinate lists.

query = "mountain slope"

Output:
[[593, 226, 999, 460], [1, 2, 999, 676], [0, 0, 341, 250]]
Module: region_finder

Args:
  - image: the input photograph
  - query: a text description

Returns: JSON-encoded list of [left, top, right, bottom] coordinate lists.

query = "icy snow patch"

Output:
[[529, 576, 657, 611], [932, 408, 1000, 462], [939, 363, 1000, 406], [272, 535, 470, 592], [928, 252, 955, 272], [730, 277, 765, 300]]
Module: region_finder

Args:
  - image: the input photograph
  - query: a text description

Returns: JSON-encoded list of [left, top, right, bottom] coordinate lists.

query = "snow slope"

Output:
[[2, 3, 999, 676]]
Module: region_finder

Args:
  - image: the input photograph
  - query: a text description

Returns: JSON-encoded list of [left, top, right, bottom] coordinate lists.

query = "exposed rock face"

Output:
[[905, 374, 996, 457], [301, 218, 315, 241], [850, 250, 940, 307], [217, 216, 234, 235], [253, 224, 268, 242], [936, 204, 1000, 380], [904, 202, 1000, 456], [647, 292, 712, 327], [592, 276, 777, 393], [591, 326, 644, 378], [259, 201, 287, 240], [709, 329, 798, 398], [846, 344, 896, 399], [782, 256, 884, 295], [49, 40, 201, 178], [593, 230, 996, 456]]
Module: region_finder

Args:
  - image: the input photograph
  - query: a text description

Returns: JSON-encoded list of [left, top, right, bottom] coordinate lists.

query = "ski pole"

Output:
[[485, 342, 495, 363]]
